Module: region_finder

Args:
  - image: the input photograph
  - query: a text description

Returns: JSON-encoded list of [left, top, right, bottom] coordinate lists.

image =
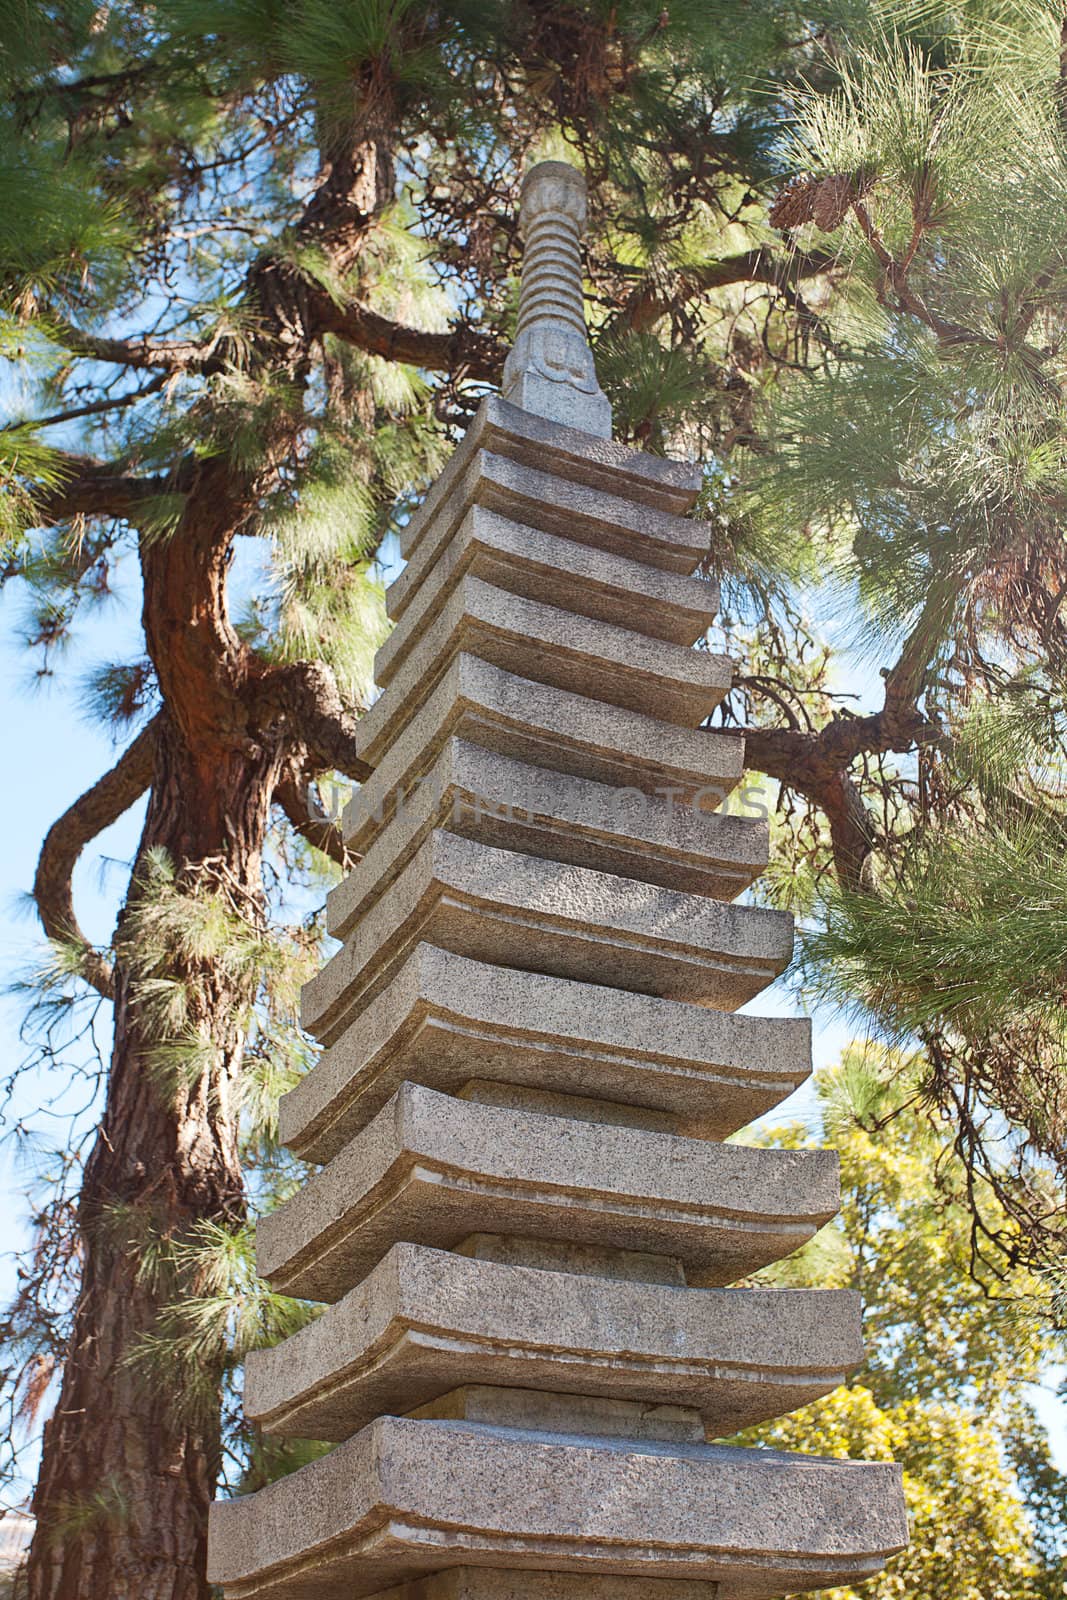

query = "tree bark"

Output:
[[25, 115, 403, 1591], [26, 722, 283, 1599]]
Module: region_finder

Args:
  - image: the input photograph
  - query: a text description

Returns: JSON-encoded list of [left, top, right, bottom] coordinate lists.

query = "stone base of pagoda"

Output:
[[206, 1412, 907, 1600]]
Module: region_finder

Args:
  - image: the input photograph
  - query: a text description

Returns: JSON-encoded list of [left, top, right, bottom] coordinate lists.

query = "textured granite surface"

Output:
[[368, 1568, 722, 1600], [302, 831, 794, 1043], [499, 163, 613, 436], [386, 504, 717, 641], [255, 1081, 839, 1300], [355, 575, 730, 765], [244, 1241, 862, 1441], [207, 1415, 908, 1600], [328, 739, 767, 938], [282, 943, 810, 1162], [345, 656, 745, 855], [399, 447, 709, 572], [210, 248, 908, 1599]]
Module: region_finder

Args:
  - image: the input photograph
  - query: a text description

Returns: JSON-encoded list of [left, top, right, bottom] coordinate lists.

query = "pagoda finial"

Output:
[[501, 160, 613, 439]]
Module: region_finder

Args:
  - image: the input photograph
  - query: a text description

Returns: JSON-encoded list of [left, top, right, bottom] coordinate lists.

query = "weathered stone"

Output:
[[327, 739, 767, 939], [456, 1233, 689, 1283], [243, 1241, 862, 1442], [368, 1569, 721, 1600], [281, 944, 810, 1163], [206, 1415, 908, 1600], [210, 160, 908, 1600], [458, 1080, 681, 1131], [344, 656, 744, 856], [412, 1384, 708, 1442], [255, 1081, 838, 1301], [355, 576, 730, 767], [400, 399, 701, 566], [302, 831, 794, 1044], [399, 447, 711, 575], [387, 504, 718, 643], [500, 162, 613, 437]]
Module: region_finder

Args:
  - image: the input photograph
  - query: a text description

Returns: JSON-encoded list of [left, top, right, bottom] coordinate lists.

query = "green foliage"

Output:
[[0, 430, 70, 548], [119, 847, 319, 1100], [809, 816, 1067, 1035], [79, 659, 158, 730], [0, 140, 130, 310], [726, 0, 1067, 1283], [122, 1220, 315, 1427], [749, 6, 1067, 659], [769, 1389, 1054, 1600], [744, 1047, 1067, 1598], [5, 0, 1067, 1563], [35, 1473, 130, 1548], [807, 683, 1067, 1033]]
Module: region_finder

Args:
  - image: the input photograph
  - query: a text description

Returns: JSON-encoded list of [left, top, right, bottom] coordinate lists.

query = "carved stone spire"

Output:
[[207, 159, 909, 1600], [501, 160, 613, 439]]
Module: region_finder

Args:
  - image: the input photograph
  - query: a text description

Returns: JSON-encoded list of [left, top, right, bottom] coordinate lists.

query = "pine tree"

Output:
[[741, 0, 1067, 1275], [8, 0, 1067, 1594], [744, 1046, 1067, 1600]]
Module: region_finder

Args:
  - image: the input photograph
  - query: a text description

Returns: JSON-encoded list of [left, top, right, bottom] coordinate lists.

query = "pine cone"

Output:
[[768, 177, 819, 230], [812, 173, 854, 232]]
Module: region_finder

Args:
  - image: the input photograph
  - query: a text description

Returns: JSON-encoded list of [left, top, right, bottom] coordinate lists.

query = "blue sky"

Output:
[[1, 541, 1064, 1512]]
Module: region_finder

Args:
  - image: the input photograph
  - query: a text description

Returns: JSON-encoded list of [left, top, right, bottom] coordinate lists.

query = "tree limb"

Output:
[[34, 451, 175, 526], [54, 297, 506, 383], [256, 660, 373, 783], [742, 625, 939, 886], [607, 245, 838, 335], [312, 298, 506, 379], [274, 770, 355, 868], [48, 315, 223, 374], [33, 715, 160, 998], [3, 375, 167, 434]]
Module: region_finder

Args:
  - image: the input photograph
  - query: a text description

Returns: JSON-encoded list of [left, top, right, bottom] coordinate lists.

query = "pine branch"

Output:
[[848, 198, 1055, 387], [257, 660, 372, 784], [608, 245, 838, 335], [53, 295, 504, 383], [314, 299, 506, 380], [2, 375, 167, 433], [34, 451, 173, 526], [33, 715, 161, 999], [743, 625, 938, 886], [274, 771, 354, 869], [49, 317, 220, 374]]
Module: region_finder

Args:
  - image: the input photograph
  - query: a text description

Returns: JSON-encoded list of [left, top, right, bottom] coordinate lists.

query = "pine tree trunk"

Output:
[[26, 720, 282, 1600]]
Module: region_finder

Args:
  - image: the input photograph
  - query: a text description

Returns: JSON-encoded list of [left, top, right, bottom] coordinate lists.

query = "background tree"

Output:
[[743, 1047, 1067, 1600], [742, 1, 1067, 1278]]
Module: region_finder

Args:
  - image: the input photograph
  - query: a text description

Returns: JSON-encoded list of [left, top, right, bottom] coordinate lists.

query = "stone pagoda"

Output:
[[208, 160, 908, 1600]]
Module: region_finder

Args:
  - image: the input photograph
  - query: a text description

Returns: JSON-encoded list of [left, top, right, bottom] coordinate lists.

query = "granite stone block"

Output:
[[255, 1081, 839, 1301], [386, 504, 718, 643], [356, 576, 731, 767], [400, 397, 702, 548], [499, 162, 613, 437], [281, 944, 810, 1162], [399, 448, 711, 575], [302, 831, 794, 1044], [243, 1241, 863, 1441], [409, 1383, 709, 1442], [327, 739, 768, 939], [344, 657, 744, 856], [368, 1568, 721, 1600], [206, 1414, 908, 1600]]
